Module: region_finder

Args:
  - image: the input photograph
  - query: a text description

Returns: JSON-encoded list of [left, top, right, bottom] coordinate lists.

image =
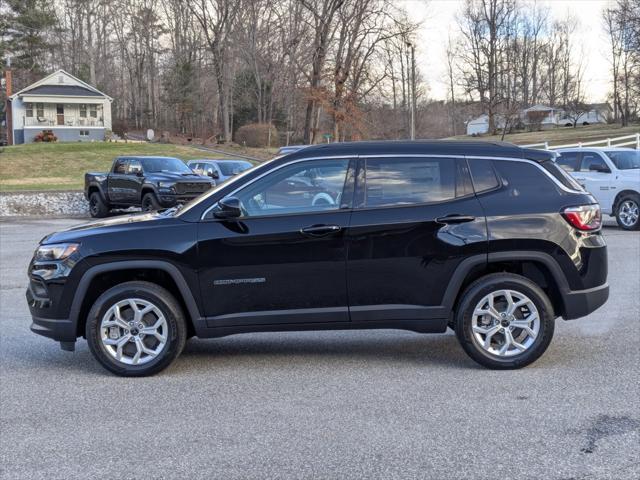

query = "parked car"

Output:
[[85, 156, 215, 217], [0, 134, 7, 146], [29, 141, 608, 376], [187, 159, 253, 183], [555, 147, 640, 230]]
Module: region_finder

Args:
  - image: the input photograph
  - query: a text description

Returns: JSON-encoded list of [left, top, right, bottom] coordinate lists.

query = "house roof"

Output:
[[19, 85, 104, 97], [10, 69, 112, 100], [523, 104, 556, 112]]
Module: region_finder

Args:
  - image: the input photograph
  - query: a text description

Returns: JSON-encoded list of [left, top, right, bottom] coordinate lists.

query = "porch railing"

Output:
[[23, 117, 104, 127]]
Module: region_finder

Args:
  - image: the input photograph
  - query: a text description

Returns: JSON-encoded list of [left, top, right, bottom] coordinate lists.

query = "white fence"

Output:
[[523, 133, 640, 150]]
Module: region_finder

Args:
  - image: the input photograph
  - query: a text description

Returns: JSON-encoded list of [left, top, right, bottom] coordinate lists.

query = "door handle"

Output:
[[300, 224, 341, 237], [435, 214, 476, 224]]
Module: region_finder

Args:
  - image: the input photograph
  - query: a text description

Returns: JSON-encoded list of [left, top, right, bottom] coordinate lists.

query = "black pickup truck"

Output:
[[84, 156, 215, 217]]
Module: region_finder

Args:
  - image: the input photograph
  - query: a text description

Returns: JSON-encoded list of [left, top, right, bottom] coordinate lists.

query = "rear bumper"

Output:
[[562, 283, 609, 320]]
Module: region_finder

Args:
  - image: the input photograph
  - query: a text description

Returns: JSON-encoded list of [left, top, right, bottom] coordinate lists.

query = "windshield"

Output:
[[605, 151, 640, 170], [140, 157, 193, 173], [218, 161, 253, 176]]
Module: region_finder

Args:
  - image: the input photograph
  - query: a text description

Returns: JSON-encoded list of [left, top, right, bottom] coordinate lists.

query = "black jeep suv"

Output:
[[27, 141, 609, 376]]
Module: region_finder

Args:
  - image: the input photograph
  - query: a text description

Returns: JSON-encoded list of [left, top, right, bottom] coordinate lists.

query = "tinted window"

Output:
[[113, 158, 127, 174], [364, 157, 457, 207], [468, 159, 499, 193], [127, 159, 142, 174], [493, 161, 559, 198], [230, 159, 350, 217], [605, 150, 640, 170], [541, 160, 584, 191], [556, 151, 580, 172], [580, 154, 608, 172]]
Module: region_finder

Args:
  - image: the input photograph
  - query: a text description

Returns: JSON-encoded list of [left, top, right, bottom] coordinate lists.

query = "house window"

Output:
[[25, 103, 33, 117], [89, 104, 97, 118], [80, 130, 90, 137], [79, 104, 87, 118], [36, 103, 44, 118]]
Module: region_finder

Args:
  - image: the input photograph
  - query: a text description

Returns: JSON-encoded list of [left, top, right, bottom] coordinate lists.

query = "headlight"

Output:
[[35, 243, 79, 261], [158, 182, 174, 189]]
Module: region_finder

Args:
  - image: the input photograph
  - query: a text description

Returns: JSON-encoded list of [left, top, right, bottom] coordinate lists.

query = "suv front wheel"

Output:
[[86, 281, 187, 376], [455, 273, 555, 369]]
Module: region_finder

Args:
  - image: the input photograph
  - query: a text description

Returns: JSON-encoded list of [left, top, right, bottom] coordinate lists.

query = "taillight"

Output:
[[562, 205, 602, 231]]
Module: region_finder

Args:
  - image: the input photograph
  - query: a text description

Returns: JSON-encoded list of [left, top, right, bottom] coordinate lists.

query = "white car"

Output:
[[555, 147, 640, 230]]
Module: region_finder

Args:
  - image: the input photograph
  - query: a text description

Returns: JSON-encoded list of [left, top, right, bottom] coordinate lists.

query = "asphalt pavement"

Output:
[[1, 217, 638, 480]]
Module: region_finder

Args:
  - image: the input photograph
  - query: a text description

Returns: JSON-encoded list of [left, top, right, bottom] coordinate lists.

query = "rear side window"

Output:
[[580, 153, 608, 172], [468, 159, 499, 193], [541, 160, 584, 191], [555, 152, 580, 172], [364, 157, 459, 207]]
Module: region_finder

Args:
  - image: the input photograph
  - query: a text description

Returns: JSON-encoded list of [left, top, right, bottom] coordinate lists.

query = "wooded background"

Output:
[[1, 0, 639, 144]]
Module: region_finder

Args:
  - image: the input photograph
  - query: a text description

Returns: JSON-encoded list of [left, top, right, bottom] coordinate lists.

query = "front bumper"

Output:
[[562, 283, 609, 320], [26, 285, 76, 342]]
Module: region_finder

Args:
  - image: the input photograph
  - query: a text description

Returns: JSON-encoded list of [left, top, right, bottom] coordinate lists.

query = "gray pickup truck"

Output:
[[84, 156, 215, 217]]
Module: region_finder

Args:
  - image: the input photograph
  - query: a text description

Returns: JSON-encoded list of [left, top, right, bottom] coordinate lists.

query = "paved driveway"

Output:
[[1, 218, 638, 480]]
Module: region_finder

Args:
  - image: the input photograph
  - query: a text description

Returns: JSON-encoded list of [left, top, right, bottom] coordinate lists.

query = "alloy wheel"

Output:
[[619, 200, 639, 227], [471, 289, 540, 357], [99, 298, 168, 365]]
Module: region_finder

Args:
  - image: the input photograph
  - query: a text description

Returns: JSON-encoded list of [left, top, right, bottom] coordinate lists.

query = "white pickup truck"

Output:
[[555, 147, 640, 230]]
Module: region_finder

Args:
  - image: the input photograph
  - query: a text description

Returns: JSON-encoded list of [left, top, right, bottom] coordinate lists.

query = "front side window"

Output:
[[228, 159, 350, 217], [580, 154, 608, 172], [605, 150, 640, 170], [556, 151, 580, 172], [113, 159, 128, 174], [364, 157, 458, 207]]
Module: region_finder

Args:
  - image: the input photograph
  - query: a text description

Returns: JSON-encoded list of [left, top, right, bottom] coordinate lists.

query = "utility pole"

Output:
[[406, 42, 416, 140]]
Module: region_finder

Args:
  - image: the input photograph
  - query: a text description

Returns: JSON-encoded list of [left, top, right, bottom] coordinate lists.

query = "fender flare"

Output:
[[68, 260, 202, 334], [86, 182, 108, 203], [441, 251, 569, 311]]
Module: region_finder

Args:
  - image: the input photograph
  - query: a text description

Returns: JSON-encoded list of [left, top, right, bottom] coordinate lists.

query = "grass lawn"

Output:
[[447, 123, 640, 147], [0, 142, 240, 191]]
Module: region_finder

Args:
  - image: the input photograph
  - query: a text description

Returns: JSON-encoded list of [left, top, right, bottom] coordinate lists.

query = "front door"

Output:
[[575, 152, 615, 213], [56, 104, 64, 125], [197, 158, 355, 326], [346, 156, 487, 322], [107, 158, 129, 203]]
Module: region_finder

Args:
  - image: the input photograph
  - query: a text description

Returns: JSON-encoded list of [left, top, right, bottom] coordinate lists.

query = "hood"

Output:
[[147, 172, 210, 182], [41, 212, 168, 244]]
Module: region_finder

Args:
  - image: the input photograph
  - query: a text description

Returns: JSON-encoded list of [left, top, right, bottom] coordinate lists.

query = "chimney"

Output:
[[5, 57, 13, 145]]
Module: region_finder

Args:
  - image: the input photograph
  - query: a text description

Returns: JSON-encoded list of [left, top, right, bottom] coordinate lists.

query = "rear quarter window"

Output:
[[541, 160, 584, 191], [493, 160, 563, 198]]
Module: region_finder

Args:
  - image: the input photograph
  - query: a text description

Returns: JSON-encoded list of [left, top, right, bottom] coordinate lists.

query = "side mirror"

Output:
[[214, 197, 242, 219], [589, 164, 610, 173], [208, 170, 220, 179]]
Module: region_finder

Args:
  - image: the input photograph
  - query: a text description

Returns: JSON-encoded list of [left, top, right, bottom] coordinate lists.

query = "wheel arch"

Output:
[[70, 261, 202, 338], [612, 189, 640, 214], [445, 251, 569, 319]]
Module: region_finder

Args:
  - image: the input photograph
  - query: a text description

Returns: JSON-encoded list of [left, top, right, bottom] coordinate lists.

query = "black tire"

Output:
[[615, 193, 640, 231], [454, 273, 555, 369], [89, 192, 109, 218], [86, 281, 187, 376], [141, 192, 162, 212]]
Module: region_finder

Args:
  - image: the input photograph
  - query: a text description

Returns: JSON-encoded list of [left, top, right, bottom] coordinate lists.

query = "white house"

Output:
[[7, 70, 112, 144], [466, 103, 612, 136]]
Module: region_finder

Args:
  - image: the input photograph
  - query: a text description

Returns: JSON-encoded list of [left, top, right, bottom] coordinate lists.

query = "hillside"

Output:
[[447, 123, 640, 147], [0, 142, 243, 191]]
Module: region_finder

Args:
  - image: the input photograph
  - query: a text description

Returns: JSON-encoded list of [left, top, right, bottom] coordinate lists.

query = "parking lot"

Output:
[[0, 217, 638, 480]]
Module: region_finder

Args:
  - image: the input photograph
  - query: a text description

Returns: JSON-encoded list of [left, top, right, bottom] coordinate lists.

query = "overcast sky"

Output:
[[408, 0, 612, 103]]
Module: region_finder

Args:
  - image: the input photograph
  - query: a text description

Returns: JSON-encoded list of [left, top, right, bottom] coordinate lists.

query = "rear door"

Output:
[[346, 156, 487, 323]]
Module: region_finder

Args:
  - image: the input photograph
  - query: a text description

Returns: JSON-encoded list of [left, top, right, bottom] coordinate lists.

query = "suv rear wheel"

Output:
[[454, 273, 555, 369], [86, 281, 187, 376], [615, 193, 640, 231]]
